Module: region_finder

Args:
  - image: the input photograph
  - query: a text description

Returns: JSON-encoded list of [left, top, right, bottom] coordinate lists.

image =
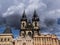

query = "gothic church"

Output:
[[0, 10, 59, 45]]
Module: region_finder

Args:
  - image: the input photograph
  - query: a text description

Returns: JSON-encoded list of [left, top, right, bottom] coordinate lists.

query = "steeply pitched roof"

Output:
[[3, 26, 12, 34], [32, 10, 39, 21], [22, 10, 27, 18], [21, 10, 27, 21], [33, 10, 38, 17]]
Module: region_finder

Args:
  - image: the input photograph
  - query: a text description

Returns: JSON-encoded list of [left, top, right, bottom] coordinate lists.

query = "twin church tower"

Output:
[[0, 10, 59, 45], [20, 10, 40, 37]]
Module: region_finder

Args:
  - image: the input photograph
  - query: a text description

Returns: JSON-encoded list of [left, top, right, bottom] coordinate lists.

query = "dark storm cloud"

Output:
[[44, 18, 56, 27], [5, 13, 21, 29], [40, 18, 56, 33]]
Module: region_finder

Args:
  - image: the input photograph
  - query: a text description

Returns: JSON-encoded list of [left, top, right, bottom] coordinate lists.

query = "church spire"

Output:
[[22, 10, 26, 18], [32, 10, 39, 21], [21, 10, 27, 21], [3, 25, 12, 34], [33, 10, 38, 17]]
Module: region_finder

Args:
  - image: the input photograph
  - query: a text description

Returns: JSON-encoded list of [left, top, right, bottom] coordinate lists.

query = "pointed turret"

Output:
[[33, 10, 37, 17], [22, 10, 26, 18], [32, 10, 39, 21], [21, 10, 27, 21], [3, 26, 12, 34]]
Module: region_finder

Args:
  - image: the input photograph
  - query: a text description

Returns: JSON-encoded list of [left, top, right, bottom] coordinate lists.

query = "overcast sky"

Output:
[[0, 0, 60, 39], [0, 0, 60, 18]]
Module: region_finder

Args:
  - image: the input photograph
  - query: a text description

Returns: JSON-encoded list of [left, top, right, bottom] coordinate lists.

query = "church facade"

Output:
[[0, 10, 60, 45], [14, 10, 60, 45]]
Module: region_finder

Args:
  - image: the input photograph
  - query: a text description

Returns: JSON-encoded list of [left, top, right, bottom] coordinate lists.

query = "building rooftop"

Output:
[[3, 26, 12, 34]]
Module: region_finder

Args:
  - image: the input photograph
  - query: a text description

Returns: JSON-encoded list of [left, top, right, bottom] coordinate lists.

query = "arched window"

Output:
[[23, 23, 25, 27], [35, 22, 37, 27], [8, 38, 10, 41], [23, 43, 26, 45], [1, 38, 3, 41], [28, 32, 31, 36], [4, 38, 6, 41]]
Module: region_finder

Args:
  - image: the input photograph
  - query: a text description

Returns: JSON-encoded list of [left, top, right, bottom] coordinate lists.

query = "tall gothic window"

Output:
[[35, 22, 37, 27], [28, 32, 31, 36], [23, 43, 26, 45], [8, 38, 10, 41], [23, 23, 25, 27], [1, 38, 3, 41], [4, 38, 6, 41]]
